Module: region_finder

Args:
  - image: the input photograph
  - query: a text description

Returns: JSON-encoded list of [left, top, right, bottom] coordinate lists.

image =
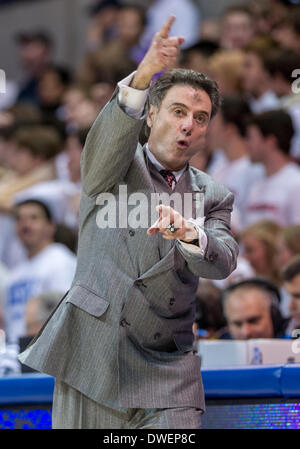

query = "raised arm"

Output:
[[81, 16, 184, 197]]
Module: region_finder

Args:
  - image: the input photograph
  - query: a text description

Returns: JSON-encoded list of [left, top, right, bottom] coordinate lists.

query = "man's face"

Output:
[[241, 52, 266, 95], [285, 274, 300, 327], [16, 203, 54, 251], [225, 288, 274, 339], [221, 12, 255, 49], [245, 125, 266, 163], [147, 85, 212, 171]]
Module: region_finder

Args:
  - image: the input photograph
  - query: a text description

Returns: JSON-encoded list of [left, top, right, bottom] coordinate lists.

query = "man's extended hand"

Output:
[[130, 16, 185, 90], [147, 205, 198, 242]]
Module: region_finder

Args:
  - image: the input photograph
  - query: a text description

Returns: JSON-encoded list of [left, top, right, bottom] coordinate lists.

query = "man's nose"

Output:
[[240, 323, 253, 339], [181, 115, 194, 134]]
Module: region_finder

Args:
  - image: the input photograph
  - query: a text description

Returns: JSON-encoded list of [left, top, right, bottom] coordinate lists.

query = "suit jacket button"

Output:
[[129, 230, 135, 236], [169, 298, 175, 306], [154, 332, 161, 340], [120, 319, 130, 327]]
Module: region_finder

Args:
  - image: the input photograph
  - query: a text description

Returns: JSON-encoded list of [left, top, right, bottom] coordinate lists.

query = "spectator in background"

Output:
[[272, 6, 300, 52], [277, 225, 300, 268], [25, 291, 66, 338], [14, 127, 88, 230], [241, 36, 280, 113], [208, 50, 245, 96], [264, 48, 300, 159], [193, 280, 226, 340], [77, 4, 146, 86], [61, 84, 98, 133], [221, 279, 289, 339], [219, 4, 256, 50], [37, 64, 72, 123], [206, 95, 264, 229], [85, 0, 121, 51], [0, 262, 8, 330], [244, 109, 300, 226], [282, 256, 300, 337], [0, 124, 62, 269], [0, 124, 62, 212], [179, 40, 220, 74], [240, 220, 282, 288], [3, 199, 76, 344], [15, 31, 54, 106]]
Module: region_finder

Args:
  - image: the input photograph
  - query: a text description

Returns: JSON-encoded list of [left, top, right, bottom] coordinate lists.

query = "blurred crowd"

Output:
[[0, 0, 300, 373]]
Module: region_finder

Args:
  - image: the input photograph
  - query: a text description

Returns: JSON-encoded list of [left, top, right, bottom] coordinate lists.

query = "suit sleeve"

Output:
[[175, 190, 239, 280], [81, 89, 145, 197]]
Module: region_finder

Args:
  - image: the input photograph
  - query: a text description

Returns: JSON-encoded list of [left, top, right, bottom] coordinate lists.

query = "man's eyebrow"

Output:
[[168, 102, 210, 116]]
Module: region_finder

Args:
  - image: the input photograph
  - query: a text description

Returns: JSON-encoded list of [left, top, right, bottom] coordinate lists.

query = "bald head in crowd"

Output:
[[222, 280, 282, 339]]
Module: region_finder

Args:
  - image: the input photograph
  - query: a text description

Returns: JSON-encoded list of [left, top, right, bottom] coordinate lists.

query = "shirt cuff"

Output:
[[117, 71, 150, 120], [177, 217, 207, 256]]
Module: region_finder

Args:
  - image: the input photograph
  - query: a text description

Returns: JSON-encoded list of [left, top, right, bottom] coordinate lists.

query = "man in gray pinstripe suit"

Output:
[[19, 16, 238, 429]]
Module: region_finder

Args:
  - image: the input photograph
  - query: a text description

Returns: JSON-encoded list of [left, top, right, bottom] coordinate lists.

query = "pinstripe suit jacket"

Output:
[[19, 90, 238, 411]]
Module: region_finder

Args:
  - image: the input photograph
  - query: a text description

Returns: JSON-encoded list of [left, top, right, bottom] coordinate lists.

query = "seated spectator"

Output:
[[61, 84, 98, 133], [15, 31, 54, 106], [77, 3, 146, 86], [208, 50, 245, 96], [85, 0, 121, 51], [220, 278, 289, 339], [0, 124, 62, 212], [0, 261, 8, 330], [241, 220, 282, 288], [241, 36, 280, 113], [206, 95, 264, 230], [3, 199, 76, 344], [193, 280, 226, 340], [37, 64, 72, 123], [282, 256, 300, 337], [14, 127, 88, 230], [25, 291, 65, 338], [264, 48, 300, 158], [244, 109, 300, 226], [179, 40, 220, 74], [277, 225, 300, 268], [271, 6, 300, 52], [219, 4, 256, 50]]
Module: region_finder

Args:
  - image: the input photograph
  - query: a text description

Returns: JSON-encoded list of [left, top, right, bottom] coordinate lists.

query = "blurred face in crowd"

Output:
[[284, 274, 300, 327], [147, 84, 212, 171], [206, 112, 227, 150], [19, 41, 51, 75], [117, 7, 145, 46], [221, 12, 255, 50], [9, 145, 44, 176], [224, 288, 274, 339], [66, 135, 83, 183], [245, 125, 267, 163], [241, 52, 268, 96], [15, 203, 55, 256], [276, 235, 293, 268], [242, 233, 268, 274], [38, 69, 66, 106]]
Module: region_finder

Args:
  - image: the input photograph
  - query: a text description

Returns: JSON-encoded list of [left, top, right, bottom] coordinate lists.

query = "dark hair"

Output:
[[282, 255, 300, 282], [149, 68, 221, 119], [13, 124, 62, 160], [264, 48, 300, 83], [246, 109, 294, 154], [220, 95, 251, 136], [15, 199, 53, 222], [243, 36, 279, 64]]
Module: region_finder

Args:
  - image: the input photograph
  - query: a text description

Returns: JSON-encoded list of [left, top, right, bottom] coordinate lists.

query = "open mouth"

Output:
[[176, 139, 189, 149]]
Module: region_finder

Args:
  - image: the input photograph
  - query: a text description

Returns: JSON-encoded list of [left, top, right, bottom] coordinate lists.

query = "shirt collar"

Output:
[[145, 144, 187, 182]]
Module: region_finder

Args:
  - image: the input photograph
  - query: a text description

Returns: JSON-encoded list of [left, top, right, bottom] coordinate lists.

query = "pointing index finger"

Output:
[[158, 15, 175, 39]]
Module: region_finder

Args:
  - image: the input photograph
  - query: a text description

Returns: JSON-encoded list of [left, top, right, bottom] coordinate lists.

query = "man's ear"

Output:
[[147, 104, 156, 128]]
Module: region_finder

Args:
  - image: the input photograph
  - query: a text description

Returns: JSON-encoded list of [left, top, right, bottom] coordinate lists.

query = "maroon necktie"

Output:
[[159, 169, 177, 189]]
